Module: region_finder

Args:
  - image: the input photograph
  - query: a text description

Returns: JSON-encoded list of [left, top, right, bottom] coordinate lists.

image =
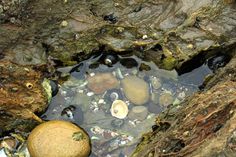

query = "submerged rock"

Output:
[[159, 92, 174, 107], [121, 76, 149, 105], [128, 106, 148, 121], [87, 73, 119, 94], [27, 120, 91, 157], [150, 76, 162, 90]]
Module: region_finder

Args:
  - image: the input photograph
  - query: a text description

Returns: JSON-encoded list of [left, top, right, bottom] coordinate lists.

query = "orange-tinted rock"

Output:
[[87, 73, 119, 94], [27, 120, 91, 157], [0, 61, 48, 132]]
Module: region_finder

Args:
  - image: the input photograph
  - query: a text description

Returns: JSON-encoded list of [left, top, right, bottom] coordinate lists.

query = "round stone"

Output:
[[128, 106, 148, 121], [121, 76, 149, 105], [87, 73, 119, 94], [27, 120, 91, 157], [159, 92, 174, 107]]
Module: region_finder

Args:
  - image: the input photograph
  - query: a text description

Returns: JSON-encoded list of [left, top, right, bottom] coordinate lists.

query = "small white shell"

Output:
[[87, 92, 94, 97], [110, 100, 128, 119]]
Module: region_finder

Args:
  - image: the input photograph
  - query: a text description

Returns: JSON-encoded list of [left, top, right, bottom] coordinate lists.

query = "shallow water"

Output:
[[42, 53, 212, 157]]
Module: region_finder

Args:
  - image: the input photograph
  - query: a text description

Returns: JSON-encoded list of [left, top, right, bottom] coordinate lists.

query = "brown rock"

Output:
[[0, 61, 48, 133], [87, 73, 119, 94], [121, 76, 149, 105], [27, 120, 91, 157], [159, 92, 174, 107], [128, 106, 148, 121]]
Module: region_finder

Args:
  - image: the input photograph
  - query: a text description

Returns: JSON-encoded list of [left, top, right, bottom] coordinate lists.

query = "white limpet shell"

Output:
[[110, 100, 129, 119]]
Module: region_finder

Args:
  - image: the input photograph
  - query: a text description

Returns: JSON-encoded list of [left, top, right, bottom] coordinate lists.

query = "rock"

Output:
[[147, 103, 163, 114], [110, 100, 129, 119], [139, 63, 151, 71], [159, 92, 174, 107], [71, 93, 91, 112], [120, 58, 138, 69], [27, 120, 91, 157], [0, 61, 50, 133], [121, 76, 149, 105], [128, 106, 148, 121], [111, 119, 124, 128], [87, 73, 119, 94]]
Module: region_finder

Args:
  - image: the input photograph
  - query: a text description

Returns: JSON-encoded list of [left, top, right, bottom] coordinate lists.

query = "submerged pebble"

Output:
[[147, 103, 163, 114], [121, 76, 149, 105], [111, 119, 124, 128], [27, 120, 91, 157], [150, 76, 161, 90], [128, 106, 148, 121], [159, 92, 174, 107], [87, 73, 119, 94]]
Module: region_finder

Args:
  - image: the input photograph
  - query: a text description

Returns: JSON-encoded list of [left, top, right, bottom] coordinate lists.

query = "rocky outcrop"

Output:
[[131, 50, 236, 157], [0, 61, 50, 133]]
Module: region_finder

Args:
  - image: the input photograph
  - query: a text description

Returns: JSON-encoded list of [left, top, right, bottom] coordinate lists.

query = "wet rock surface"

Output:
[[0, 61, 49, 133], [0, 0, 236, 69], [131, 51, 236, 157]]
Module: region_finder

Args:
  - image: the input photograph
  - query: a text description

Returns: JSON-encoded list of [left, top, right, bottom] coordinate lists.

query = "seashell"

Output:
[[110, 92, 119, 102], [99, 54, 119, 66], [110, 100, 128, 119]]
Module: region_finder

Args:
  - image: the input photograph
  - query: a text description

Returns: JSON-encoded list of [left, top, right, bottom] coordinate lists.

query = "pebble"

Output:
[[87, 92, 94, 97], [61, 20, 68, 27], [87, 73, 119, 94], [98, 99, 105, 104], [111, 119, 124, 129], [159, 92, 174, 107], [150, 76, 161, 90], [27, 120, 91, 157], [128, 106, 148, 121], [121, 76, 149, 105], [147, 103, 162, 114]]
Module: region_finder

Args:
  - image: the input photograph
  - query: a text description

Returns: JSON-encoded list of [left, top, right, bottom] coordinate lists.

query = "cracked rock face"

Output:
[[1, 0, 236, 69]]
